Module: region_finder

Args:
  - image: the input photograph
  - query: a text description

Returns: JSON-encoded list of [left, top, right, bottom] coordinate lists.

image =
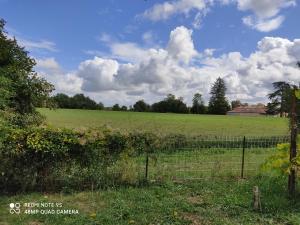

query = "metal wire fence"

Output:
[[143, 135, 290, 181]]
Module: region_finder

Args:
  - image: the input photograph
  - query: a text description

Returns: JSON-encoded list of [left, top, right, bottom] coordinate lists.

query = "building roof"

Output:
[[227, 105, 267, 114]]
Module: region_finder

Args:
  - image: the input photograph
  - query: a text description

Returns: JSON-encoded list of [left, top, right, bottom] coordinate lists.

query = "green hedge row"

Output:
[[0, 127, 152, 194], [0, 126, 289, 194]]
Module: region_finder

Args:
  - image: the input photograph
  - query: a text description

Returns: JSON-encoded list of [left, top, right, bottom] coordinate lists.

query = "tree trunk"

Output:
[[288, 89, 298, 197]]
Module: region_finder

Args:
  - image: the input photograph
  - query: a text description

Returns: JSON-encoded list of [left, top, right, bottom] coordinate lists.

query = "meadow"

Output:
[[39, 108, 289, 137]]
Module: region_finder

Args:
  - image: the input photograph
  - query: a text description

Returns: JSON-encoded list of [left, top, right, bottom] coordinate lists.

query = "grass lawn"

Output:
[[38, 108, 289, 137], [1, 177, 299, 225]]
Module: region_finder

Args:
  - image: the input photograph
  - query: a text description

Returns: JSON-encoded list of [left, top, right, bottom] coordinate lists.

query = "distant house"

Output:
[[227, 105, 267, 116]]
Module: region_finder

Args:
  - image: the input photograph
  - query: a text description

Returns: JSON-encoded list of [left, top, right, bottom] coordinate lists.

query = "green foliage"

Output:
[[112, 103, 121, 111], [295, 89, 300, 99], [151, 94, 189, 113], [208, 77, 230, 115], [190, 93, 206, 114], [0, 127, 133, 193], [267, 82, 292, 116], [267, 82, 300, 119], [262, 140, 300, 176], [0, 127, 166, 193], [51, 93, 104, 110], [129, 132, 161, 154], [133, 100, 150, 112], [0, 19, 54, 127]]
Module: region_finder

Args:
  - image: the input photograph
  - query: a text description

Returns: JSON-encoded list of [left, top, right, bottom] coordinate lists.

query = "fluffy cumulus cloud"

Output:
[[78, 58, 119, 92], [36, 26, 300, 106], [166, 26, 198, 64], [141, 0, 296, 32]]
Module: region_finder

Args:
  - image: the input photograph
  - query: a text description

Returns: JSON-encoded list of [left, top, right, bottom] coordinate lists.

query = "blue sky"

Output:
[[1, 0, 300, 106]]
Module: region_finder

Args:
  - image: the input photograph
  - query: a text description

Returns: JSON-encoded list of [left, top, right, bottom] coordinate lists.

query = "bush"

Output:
[[0, 127, 135, 193], [0, 126, 171, 193], [262, 140, 300, 176]]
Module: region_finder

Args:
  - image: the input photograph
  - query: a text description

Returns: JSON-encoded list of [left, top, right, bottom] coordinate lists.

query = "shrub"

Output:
[[0, 127, 134, 193], [262, 139, 300, 176]]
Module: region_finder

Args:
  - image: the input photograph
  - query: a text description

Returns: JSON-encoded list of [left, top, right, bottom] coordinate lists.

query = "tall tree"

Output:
[[208, 77, 230, 115], [267, 82, 292, 117], [191, 93, 206, 114], [0, 19, 54, 126]]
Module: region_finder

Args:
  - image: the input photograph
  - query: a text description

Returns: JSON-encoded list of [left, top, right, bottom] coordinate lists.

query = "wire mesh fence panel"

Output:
[[146, 135, 289, 181], [242, 136, 289, 177], [148, 148, 243, 181], [243, 148, 275, 177]]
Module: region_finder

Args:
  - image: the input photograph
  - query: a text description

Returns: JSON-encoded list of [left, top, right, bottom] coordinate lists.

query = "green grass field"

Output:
[[1, 177, 299, 225], [39, 108, 289, 136]]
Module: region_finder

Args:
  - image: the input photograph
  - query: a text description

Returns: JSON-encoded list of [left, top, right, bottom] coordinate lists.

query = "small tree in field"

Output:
[[208, 77, 230, 115]]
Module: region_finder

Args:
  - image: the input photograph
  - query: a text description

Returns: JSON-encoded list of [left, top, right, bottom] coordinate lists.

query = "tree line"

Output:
[[50, 78, 300, 117], [51, 77, 233, 115]]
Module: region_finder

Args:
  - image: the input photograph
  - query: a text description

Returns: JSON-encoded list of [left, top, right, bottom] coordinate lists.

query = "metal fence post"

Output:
[[145, 153, 149, 180], [241, 136, 246, 179]]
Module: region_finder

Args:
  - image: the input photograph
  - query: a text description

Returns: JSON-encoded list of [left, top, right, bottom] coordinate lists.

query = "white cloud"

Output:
[[77, 57, 119, 92], [242, 15, 285, 32], [203, 48, 216, 57], [36, 58, 60, 71], [36, 27, 300, 106], [19, 39, 57, 52], [35, 58, 82, 95], [110, 42, 150, 63], [192, 12, 202, 29], [166, 26, 198, 64], [237, 0, 295, 18], [8, 34, 57, 52], [142, 0, 210, 21], [142, 31, 155, 46], [141, 0, 295, 32], [237, 0, 295, 31], [7, 29, 57, 52]]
